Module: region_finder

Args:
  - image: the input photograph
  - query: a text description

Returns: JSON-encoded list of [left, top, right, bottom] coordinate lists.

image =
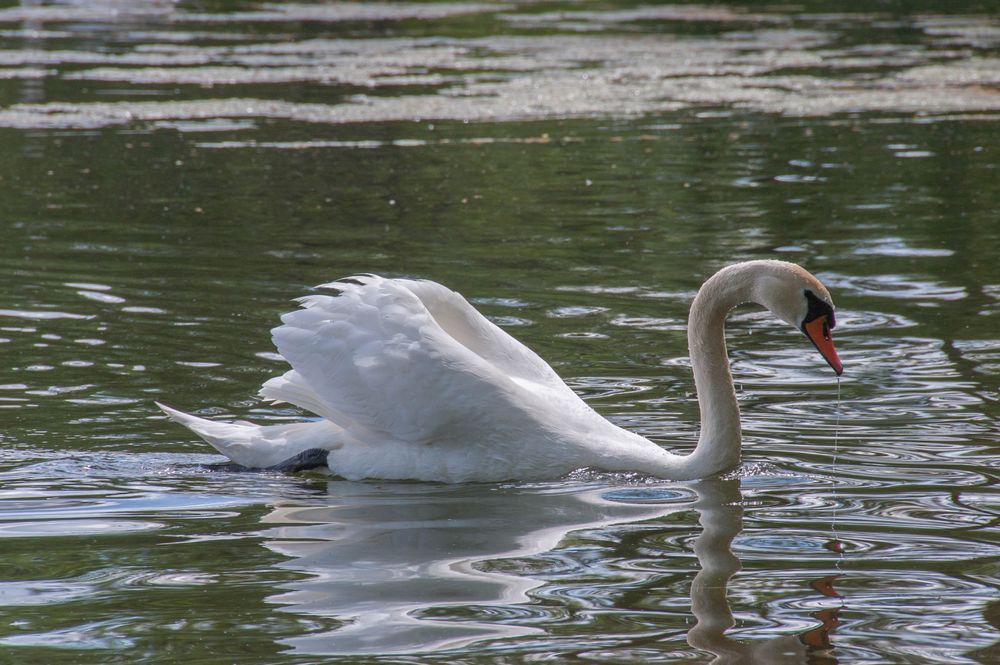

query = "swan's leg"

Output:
[[267, 448, 330, 472], [204, 448, 330, 473]]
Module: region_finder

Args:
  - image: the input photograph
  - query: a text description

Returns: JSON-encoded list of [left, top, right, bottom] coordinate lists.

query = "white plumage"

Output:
[[159, 261, 842, 482]]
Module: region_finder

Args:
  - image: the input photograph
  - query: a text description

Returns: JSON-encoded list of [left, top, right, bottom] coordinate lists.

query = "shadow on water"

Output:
[[255, 478, 841, 662]]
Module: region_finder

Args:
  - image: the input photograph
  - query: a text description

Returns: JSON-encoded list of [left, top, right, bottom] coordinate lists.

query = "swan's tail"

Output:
[[156, 402, 341, 469]]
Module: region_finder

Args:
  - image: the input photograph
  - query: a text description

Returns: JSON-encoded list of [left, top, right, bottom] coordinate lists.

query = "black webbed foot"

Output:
[[266, 448, 330, 472], [202, 448, 330, 474]]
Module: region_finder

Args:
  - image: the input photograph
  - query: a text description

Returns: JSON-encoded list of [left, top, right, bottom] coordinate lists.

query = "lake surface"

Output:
[[1, 1, 998, 663]]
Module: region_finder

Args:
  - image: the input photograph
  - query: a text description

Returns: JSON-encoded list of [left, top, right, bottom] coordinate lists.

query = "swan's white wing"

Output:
[[259, 369, 340, 423], [393, 277, 569, 390], [268, 276, 578, 446]]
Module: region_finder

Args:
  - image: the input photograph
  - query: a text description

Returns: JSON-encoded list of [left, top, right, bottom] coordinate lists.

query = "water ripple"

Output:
[[0, 4, 996, 663], [827, 272, 968, 301]]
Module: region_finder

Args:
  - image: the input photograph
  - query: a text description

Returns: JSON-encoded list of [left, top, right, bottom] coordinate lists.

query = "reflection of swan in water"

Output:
[[257, 479, 840, 659], [258, 481, 679, 653], [688, 479, 840, 664]]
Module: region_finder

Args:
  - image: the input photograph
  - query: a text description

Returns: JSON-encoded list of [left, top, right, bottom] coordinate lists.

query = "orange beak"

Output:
[[804, 315, 843, 376]]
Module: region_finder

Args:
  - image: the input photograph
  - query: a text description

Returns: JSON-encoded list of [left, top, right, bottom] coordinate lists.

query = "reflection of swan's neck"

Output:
[[687, 479, 841, 664], [684, 265, 754, 477], [687, 479, 743, 656]]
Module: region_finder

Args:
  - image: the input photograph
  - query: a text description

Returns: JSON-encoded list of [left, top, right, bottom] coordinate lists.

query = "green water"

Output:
[[1, 2, 998, 663]]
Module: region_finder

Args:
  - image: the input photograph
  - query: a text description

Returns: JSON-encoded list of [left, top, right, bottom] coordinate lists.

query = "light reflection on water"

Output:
[[2, 458, 994, 662], [0, 0, 998, 663]]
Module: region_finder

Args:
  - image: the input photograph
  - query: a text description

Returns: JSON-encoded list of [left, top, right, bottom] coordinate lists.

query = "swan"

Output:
[[158, 260, 842, 482]]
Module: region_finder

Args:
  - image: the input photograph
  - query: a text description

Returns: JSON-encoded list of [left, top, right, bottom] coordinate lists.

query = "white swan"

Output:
[[158, 260, 842, 482]]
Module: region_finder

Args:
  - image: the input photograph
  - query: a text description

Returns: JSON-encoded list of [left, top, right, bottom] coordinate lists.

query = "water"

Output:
[[1, 1, 998, 662]]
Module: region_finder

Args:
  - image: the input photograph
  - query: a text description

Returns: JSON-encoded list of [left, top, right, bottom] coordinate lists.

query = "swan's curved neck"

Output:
[[589, 261, 800, 480], [589, 264, 756, 480], [681, 264, 756, 477]]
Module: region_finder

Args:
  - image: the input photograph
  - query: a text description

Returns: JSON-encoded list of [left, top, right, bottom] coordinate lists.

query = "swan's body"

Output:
[[159, 260, 842, 482]]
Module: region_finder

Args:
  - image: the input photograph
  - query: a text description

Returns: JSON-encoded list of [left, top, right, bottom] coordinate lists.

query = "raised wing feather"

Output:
[[393, 278, 568, 390], [269, 276, 576, 445]]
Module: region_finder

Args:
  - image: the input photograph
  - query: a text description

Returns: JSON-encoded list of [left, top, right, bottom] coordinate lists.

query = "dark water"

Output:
[[1, 1, 998, 663]]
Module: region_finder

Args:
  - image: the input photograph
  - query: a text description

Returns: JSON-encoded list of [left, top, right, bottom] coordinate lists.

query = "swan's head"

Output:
[[752, 261, 843, 376]]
